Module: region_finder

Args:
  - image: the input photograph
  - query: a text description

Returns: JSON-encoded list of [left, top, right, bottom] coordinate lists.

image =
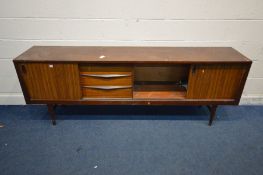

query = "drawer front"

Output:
[[82, 86, 132, 98], [80, 72, 132, 86], [80, 64, 133, 98]]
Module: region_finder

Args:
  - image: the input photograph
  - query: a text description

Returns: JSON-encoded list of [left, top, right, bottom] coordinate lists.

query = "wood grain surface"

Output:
[[13, 47, 252, 106], [187, 64, 248, 99], [14, 46, 250, 63], [19, 63, 81, 100], [82, 87, 132, 98]]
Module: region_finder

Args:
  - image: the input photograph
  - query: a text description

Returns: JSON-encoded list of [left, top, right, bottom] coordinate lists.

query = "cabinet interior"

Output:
[[133, 65, 190, 99]]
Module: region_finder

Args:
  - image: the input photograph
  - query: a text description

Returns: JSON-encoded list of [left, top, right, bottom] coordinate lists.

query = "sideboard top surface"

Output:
[[14, 46, 251, 63]]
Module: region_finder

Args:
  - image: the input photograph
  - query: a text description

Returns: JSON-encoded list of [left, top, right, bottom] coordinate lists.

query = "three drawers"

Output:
[[79, 65, 133, 98]]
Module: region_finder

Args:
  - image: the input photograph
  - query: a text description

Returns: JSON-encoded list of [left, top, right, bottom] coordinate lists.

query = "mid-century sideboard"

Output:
[[13, 46, 252, 126]]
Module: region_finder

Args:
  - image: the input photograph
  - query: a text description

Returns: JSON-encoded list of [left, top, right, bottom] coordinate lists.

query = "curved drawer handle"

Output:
[[81, 74, 131, 78], [82, 86, 132, 90]]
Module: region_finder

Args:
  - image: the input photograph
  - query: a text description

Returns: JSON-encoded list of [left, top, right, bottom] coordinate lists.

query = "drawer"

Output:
[[82, 86, 132, 98], [80, 72, 132, 86]]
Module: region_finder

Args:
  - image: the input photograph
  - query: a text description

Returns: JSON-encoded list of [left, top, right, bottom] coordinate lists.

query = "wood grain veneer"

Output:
[[14, 46, 250, 63], [13, 46, 252, 125], [18, 63, 81, 100], [82, 87, 132, 98], [187, 64, 248, 99], [134, 84, 186, 99], [80, 73, 132, 86]]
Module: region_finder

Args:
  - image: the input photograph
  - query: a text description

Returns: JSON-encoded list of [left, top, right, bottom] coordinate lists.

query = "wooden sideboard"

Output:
[[13, 46, 252, 125]]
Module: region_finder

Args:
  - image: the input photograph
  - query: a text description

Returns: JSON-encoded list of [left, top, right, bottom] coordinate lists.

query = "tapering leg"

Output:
[[207, 105, 217, 126], [47, 104, 56, 125]]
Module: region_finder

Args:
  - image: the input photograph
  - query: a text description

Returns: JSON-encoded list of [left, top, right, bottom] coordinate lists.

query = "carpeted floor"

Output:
[[0, 105, 262, 175]]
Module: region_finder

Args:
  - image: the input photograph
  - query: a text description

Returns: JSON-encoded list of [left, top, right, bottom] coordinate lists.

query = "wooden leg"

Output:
[[207, 105, 218, 126], [47, 104, 56, 125]]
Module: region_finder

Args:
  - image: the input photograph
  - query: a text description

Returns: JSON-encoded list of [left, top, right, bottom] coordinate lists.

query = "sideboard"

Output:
[[13, 46, 252, 125]]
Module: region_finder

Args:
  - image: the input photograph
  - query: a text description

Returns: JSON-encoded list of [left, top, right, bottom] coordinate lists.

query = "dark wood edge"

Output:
[[13, 61, 31, 104], [47, 104, 56, 125], [75, 64, 82, 99], [28, 99, 236, 105], [13, 46, 35, 61], [80, 74, 132, 78], [13, 60, 252, 64], [131, 65, 135, 98], [235, 61, 252, 104], [186, 64, 194, 98], [81, 86, 132, 90], [208, 105, 218, 126]]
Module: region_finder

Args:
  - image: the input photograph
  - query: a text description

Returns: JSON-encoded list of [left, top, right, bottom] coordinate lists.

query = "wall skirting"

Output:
[[0, 93, 25, 105], [240, 96, 263, 105]]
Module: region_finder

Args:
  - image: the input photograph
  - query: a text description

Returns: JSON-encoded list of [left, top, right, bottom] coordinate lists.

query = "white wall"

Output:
[[0, 0, 263, 104]]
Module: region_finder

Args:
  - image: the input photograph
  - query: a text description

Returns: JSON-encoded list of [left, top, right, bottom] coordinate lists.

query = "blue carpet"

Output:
[[0, 105, 263, 175]]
